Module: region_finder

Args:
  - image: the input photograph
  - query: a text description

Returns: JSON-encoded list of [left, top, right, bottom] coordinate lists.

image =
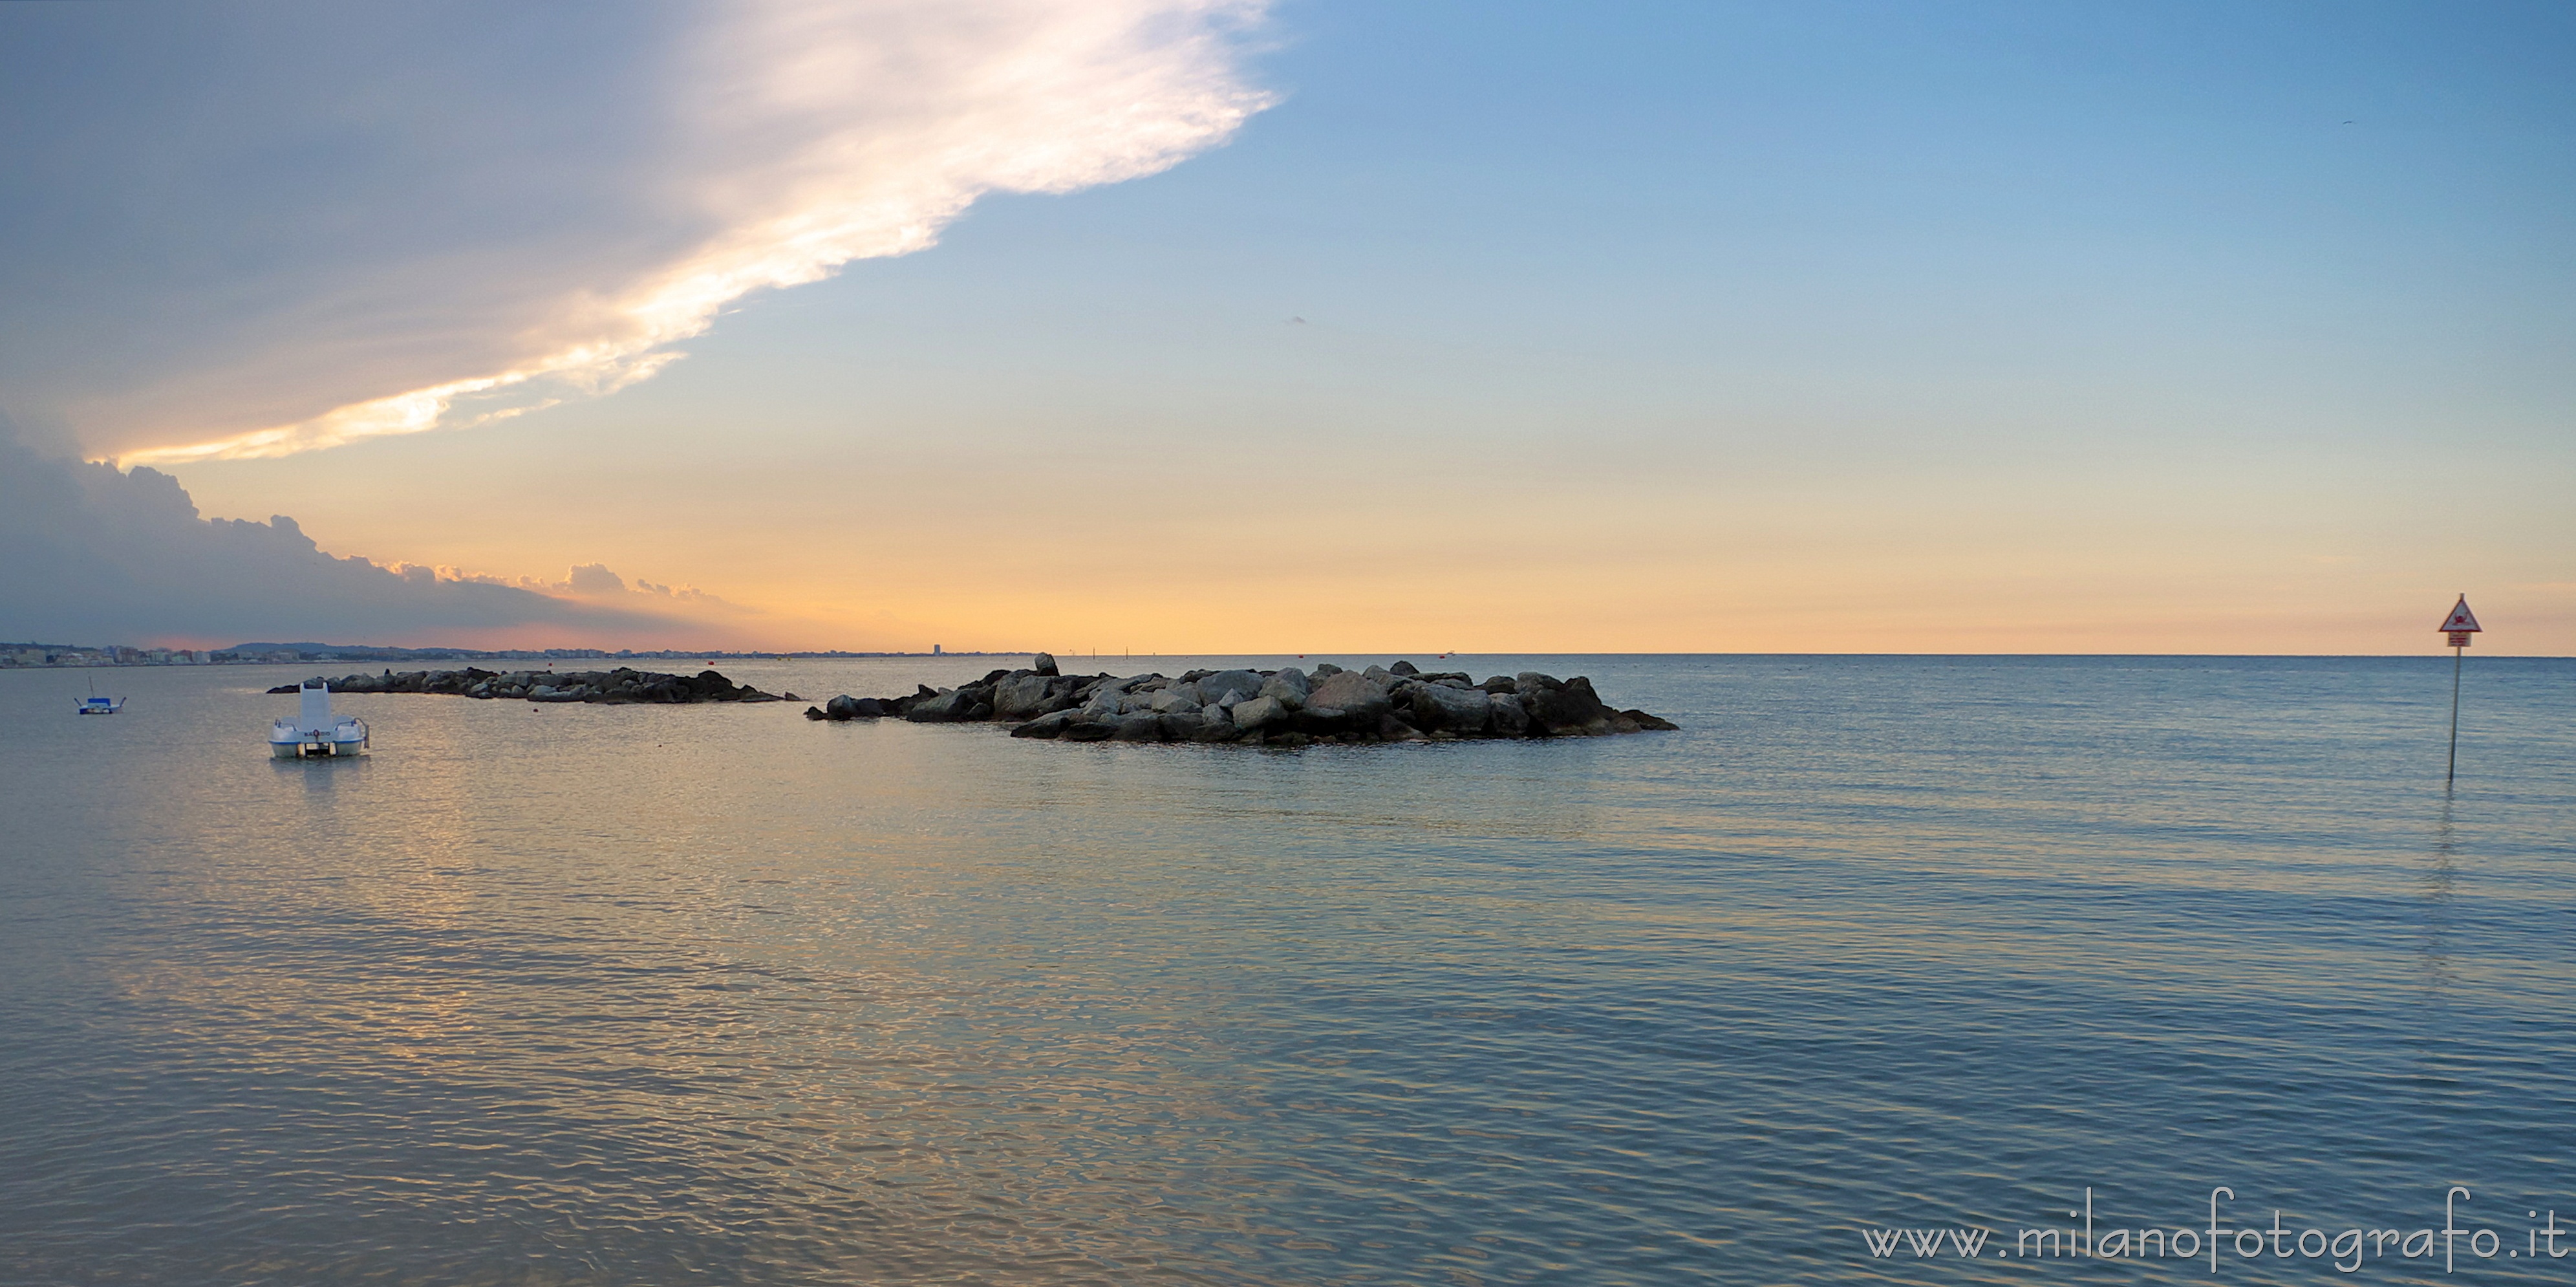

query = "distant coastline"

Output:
[[0, 640, 1022, 669]]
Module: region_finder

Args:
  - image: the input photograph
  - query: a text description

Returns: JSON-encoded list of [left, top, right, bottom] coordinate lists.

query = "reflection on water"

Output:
[[1, 656, 2571, 1284], [2420, 793, 2460, 1008]]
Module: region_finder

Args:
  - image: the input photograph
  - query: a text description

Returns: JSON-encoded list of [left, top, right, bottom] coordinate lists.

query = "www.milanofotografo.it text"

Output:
[[1861, 1187, 2572, 1273]]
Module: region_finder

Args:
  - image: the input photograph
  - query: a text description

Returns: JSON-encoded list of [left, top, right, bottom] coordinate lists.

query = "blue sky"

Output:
[[3, 1, 2569, 651]]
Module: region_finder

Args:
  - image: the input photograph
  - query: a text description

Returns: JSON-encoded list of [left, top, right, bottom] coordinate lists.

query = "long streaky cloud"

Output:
[[92, 1, 1271, 465]]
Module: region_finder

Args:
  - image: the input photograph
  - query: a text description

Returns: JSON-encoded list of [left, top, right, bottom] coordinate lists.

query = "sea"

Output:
[[1, 654, 2570, 1286]]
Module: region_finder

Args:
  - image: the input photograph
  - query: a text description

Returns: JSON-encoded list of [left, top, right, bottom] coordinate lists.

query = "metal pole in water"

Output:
[[2447, 642, 2462, 786]]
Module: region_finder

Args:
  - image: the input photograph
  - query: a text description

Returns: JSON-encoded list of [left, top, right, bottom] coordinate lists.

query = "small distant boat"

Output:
[[76, 675, 123, 715], [271, 680, 369, 759]]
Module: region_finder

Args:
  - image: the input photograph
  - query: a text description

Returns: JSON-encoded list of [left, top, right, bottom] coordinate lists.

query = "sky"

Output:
[[1, 0, 2569, 654]]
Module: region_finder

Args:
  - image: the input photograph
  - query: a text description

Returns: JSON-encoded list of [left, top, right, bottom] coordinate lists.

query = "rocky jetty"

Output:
[[806, 653, 1677, 746], [268, 667, 790, 704]]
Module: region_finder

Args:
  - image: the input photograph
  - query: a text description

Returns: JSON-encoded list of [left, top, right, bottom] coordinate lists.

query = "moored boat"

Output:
[[271, 681, 368, 758]]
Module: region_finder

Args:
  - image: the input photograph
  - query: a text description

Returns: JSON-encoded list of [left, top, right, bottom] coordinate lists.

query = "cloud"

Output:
[[563, 563, 636, 597], [433, 560, 751, 618], [0, 0, 1270, 464], [0, 418, 743, 648]]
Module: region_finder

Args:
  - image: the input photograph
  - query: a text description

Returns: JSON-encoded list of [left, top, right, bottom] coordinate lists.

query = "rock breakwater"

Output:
[[806, 654, 1677, 746], [268, 667, 789, 704]]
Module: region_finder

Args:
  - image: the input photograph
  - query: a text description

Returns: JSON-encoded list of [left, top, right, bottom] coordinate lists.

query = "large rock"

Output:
[[1192, 705, 1240, 741], [1405, 680, 1491, 734], [1060, 717, 1117, 742], [1378, 714, 1429, 741], [1519, 675, 1614, 736], [1198, 669, 1264, 706], [1228, 695, 1289, 732], [906, 688, 976, 722], [1010, 709, 1079, 739], [991, 673, 1060, 720], [1258, 667, 1309, 708], [1486, 692, 1531, 736], [1032, 652, 1060, 676], [1300, 671, 1391, 731]]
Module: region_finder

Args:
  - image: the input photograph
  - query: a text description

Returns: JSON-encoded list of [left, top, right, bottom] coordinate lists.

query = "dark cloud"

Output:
[[0, 418, 685, 645], [0, 0, 1269, 462], [0, 2, 703, 455]]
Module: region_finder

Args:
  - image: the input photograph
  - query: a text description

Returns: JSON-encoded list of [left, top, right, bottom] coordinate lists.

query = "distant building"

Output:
[[932, 644, 943, 655]]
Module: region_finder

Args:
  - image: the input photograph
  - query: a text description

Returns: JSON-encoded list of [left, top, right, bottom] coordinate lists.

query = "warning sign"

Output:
[[2438, 596, 2482, 634]]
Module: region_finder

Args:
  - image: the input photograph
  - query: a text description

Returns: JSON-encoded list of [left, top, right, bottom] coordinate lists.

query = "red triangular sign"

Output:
[[2438, 596, 2481, 633]]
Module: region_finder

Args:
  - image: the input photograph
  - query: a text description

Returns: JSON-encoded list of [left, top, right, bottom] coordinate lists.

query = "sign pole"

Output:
[[2436, 594, 2481, 788], [2447, 641, 2462, 786]]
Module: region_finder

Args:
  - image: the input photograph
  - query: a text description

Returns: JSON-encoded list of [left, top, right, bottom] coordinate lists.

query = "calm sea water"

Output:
[[1, 655, 2570, 1286]]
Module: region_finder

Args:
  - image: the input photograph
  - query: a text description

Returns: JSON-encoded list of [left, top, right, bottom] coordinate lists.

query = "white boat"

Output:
[[271, 681, 369, 758]]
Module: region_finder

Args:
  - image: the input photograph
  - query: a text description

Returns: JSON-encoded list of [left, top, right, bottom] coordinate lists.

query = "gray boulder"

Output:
[[1258, 667, 1310, 709], [1060, 717, 1118, 742], [1032, 652, 1060, 676], [1521, 675, 1613, 735], [1487, 692, 1531, 736], [991, 673, 1059, 720], [1112, 713, 1165, 742], [1379, 715, 1429, 741], [1300, 671, 1391, 731], [1229, 695, 1289, 731], [1010, 710, 1079, 739], [906, 688, 976, 722], [1406, 680, 1491, 734], [1199, 669, 1264, 704]]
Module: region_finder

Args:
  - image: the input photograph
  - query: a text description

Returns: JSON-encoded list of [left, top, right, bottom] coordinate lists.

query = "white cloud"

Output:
[[80, 0, 1272, 465]]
